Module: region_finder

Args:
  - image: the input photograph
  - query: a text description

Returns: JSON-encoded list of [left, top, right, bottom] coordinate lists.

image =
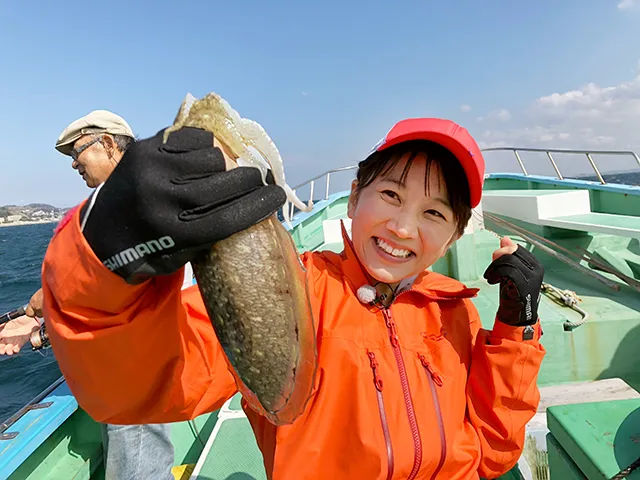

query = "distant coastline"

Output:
[[0, 219, 59, 229], [577, 170, 639, 186], [0, 203, 69, 229]]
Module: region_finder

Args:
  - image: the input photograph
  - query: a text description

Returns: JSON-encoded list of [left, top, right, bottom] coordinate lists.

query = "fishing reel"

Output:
[[30, 322, 51, 351], [0, 306, 51, 352]]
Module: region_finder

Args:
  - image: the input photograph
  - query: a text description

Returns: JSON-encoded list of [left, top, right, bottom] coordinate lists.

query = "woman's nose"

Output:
[[386, 210, 418, 239]]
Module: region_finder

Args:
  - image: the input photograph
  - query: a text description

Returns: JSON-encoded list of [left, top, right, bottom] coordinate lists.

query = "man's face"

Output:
[[70, 135, 118, 188]]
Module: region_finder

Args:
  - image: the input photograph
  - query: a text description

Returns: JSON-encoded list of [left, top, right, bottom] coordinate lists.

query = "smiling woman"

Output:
[[347, 140, 473, 287]]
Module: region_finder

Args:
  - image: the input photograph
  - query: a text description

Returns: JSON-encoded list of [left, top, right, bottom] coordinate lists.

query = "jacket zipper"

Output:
[[419, 353, 447, 480], [382, 308, 422, 480], [371, 289, 463, 478], [367, 351, 394, 480]]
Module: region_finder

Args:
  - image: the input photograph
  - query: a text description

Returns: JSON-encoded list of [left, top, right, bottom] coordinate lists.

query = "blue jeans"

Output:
[[101, 423, 174, 480]]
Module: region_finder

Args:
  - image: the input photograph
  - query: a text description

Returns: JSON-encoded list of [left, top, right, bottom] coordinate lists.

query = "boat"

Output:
[[1, 146, 639, 480]]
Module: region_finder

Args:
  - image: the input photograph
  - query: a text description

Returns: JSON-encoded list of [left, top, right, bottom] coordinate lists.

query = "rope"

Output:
[[540, 283, 589, 330], [609, 455, 640, 480], [188, 419, 205, 447]]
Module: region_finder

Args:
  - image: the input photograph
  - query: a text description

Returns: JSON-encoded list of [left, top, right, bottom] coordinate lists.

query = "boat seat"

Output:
[[525, 377, 640, 454], [542, 212, 640, 239], [304, 218, 352, 253], [482, 189, 640, 239], [322, 218, 351, 245], [520, 378, 640, 479]]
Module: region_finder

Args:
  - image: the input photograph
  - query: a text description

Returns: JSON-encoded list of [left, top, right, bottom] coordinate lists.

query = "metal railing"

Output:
[[481, 147, 640, 184], [0, 376, 64, 440], [286, 147, 640, 220], [288, 166, 358, 220]]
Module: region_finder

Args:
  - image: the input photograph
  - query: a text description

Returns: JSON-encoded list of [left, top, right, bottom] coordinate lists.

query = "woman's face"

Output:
[[347, 152, 459, 286]]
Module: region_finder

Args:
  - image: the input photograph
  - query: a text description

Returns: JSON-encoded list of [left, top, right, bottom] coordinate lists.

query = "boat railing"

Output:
[[287, 146, 640, 219], [0, 375, 64, 440], [286, 147, 640, 219], [291, 165, 359, 200], [288, 165, 358, 219], [481, 146, 640, 184]]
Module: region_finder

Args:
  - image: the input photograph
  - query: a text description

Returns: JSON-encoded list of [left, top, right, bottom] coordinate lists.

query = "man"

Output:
[[56, 109, 135, 188], [0, 110, 175, 480]]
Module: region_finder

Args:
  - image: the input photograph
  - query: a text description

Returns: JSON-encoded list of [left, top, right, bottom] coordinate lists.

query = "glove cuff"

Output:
[[492, 319, 542, 343]]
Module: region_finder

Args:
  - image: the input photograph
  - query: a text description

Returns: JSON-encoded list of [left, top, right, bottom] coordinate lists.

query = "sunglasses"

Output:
[[70, 136, 103, 161]]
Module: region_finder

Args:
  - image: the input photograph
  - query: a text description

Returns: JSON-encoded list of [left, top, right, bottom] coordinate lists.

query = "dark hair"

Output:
[[113, 134, 135, 153], [354, 140, 472, 237]]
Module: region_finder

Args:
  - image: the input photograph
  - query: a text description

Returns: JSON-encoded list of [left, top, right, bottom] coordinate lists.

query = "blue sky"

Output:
[[1, 0, 639, 207]]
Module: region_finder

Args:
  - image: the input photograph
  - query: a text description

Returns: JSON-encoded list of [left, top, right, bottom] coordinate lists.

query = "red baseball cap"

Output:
[[370, 118, 485, 208]]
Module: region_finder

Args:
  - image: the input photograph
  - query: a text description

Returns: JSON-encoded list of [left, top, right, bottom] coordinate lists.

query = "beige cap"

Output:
[[55, 110, 134, 156]]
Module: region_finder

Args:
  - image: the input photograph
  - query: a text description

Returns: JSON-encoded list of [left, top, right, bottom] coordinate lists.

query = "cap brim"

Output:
[[55, 133, 83, 156], [376, 118, 485, 208], [55, 127, 129, 156]]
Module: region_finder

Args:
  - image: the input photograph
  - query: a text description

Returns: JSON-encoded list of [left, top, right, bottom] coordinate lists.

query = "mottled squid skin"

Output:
[[192, 217, 315, 417], [164, 93, 318, 425]]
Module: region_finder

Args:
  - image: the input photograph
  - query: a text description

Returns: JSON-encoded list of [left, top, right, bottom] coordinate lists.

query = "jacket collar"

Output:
[[338, 220, 478, 301]]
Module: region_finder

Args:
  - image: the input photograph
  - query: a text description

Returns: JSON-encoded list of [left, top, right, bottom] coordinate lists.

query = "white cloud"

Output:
[[618, 0, 634, 9], [460, 104, 471, 112], [490, 108, 511, 122], [302, 91, 309, 96], [473, 72, 640, 176], [477, 108, 511, 123]]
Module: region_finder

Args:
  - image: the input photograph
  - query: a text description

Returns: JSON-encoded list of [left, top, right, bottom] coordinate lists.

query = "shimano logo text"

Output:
[[525, 293, 532, 322], [103, 236, 175, 271]]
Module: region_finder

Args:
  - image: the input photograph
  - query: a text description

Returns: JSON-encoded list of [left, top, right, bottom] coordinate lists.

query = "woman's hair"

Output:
[[353, 140, 472, 237]]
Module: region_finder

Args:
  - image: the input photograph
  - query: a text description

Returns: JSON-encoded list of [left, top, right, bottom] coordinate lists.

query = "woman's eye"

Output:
[[426, 209, 445, 220], [382, 190, 399, 201]]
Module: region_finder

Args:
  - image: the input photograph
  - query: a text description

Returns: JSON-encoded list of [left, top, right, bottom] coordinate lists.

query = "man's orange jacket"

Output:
[[42, 209, 545, 479]]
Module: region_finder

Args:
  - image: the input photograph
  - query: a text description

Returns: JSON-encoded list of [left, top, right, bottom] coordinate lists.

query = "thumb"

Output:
[[27, 288, 44, 318], [500, 236, 515, 248]]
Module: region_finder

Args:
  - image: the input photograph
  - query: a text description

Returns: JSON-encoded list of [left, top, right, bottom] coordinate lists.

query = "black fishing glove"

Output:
[[81, 126, 286, 285], [483, 246, 544, 327]]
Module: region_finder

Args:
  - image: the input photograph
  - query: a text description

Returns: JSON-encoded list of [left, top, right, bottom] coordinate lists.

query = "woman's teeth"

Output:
[[375, 238, 413, 258]]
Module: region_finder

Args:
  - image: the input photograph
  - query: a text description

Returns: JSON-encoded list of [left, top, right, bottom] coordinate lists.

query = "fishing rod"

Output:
[[0, 305, 29, 326], [0, 304, 49, 351]]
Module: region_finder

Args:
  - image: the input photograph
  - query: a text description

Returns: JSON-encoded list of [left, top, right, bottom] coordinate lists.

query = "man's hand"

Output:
[[24, 288, 44, 318], [484, 237, 545, 327], [0, 315, 39, 355]]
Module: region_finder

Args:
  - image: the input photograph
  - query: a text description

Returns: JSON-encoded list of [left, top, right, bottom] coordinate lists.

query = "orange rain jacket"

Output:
[[42, 206, 545, 480]]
